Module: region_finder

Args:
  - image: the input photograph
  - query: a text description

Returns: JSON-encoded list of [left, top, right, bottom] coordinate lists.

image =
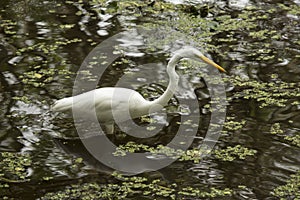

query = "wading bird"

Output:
[[51, 47, 226, 134]]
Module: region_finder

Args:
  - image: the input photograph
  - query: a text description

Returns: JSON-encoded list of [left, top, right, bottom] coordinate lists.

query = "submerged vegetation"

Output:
[[0, 0, 299, 199]]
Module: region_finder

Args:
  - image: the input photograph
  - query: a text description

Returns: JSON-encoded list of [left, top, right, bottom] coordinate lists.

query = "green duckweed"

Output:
[[40, 172, 233, 200], [213, 145, 257, 161], [270, 123, 300, 147], [272, 170, 300, 200], [0, 152, 32, 182]]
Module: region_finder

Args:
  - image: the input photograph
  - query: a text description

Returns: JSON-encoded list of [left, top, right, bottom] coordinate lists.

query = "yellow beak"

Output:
[[199, 55, 226, 73]]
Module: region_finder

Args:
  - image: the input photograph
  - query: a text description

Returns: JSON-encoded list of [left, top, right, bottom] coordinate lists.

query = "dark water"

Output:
[[0, 0, 299, 199]]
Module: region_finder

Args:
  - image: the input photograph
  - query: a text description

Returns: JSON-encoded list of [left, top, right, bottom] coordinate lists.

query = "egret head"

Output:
[[176, 47, 226, 73]]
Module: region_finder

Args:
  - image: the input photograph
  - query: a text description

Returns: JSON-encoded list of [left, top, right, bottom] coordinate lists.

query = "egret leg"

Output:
[[105, 123, 114, 134]]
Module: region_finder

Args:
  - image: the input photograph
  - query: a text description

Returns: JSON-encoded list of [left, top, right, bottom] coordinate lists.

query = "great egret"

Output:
[[51, 47, 225, 134]]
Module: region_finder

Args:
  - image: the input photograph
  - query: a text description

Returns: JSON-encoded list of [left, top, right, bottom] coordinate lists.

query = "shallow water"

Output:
[[0, 0, 299, 199]]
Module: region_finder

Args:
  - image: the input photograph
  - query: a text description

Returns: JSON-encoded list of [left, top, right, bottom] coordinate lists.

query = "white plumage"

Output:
[[51, 47, 225, 134]]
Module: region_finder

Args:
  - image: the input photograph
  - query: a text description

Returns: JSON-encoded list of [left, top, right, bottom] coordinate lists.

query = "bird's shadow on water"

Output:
[[52, 118, 181, 176], [53, 136, 114, 175], [49, 110, 183, 173]]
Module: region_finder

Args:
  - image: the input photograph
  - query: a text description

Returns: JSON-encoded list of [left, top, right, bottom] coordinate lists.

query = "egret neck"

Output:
[[152, 54, 180, 107]]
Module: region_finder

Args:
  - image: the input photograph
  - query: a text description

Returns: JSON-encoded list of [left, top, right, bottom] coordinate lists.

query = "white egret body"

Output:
[[51, 47, 225, 134]]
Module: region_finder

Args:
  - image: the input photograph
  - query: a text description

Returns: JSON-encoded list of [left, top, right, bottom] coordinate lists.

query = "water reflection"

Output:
[[0, 0, 299, 199]]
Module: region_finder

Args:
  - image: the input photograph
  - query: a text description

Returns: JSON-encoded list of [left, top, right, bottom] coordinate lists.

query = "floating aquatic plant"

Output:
[[270, 123, 300, 147], [213, 145, 257, 162], [272, 170, 300, 200], [40, 172, 233, 200], [0, 152, 32, 183], [228, 76, 300, 108], [270, 123, 284, 135], [113, 141, 256, 163], [114, 141, 206, 163], [223, 117, 246, 132], [284, 134, 300, 148]]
